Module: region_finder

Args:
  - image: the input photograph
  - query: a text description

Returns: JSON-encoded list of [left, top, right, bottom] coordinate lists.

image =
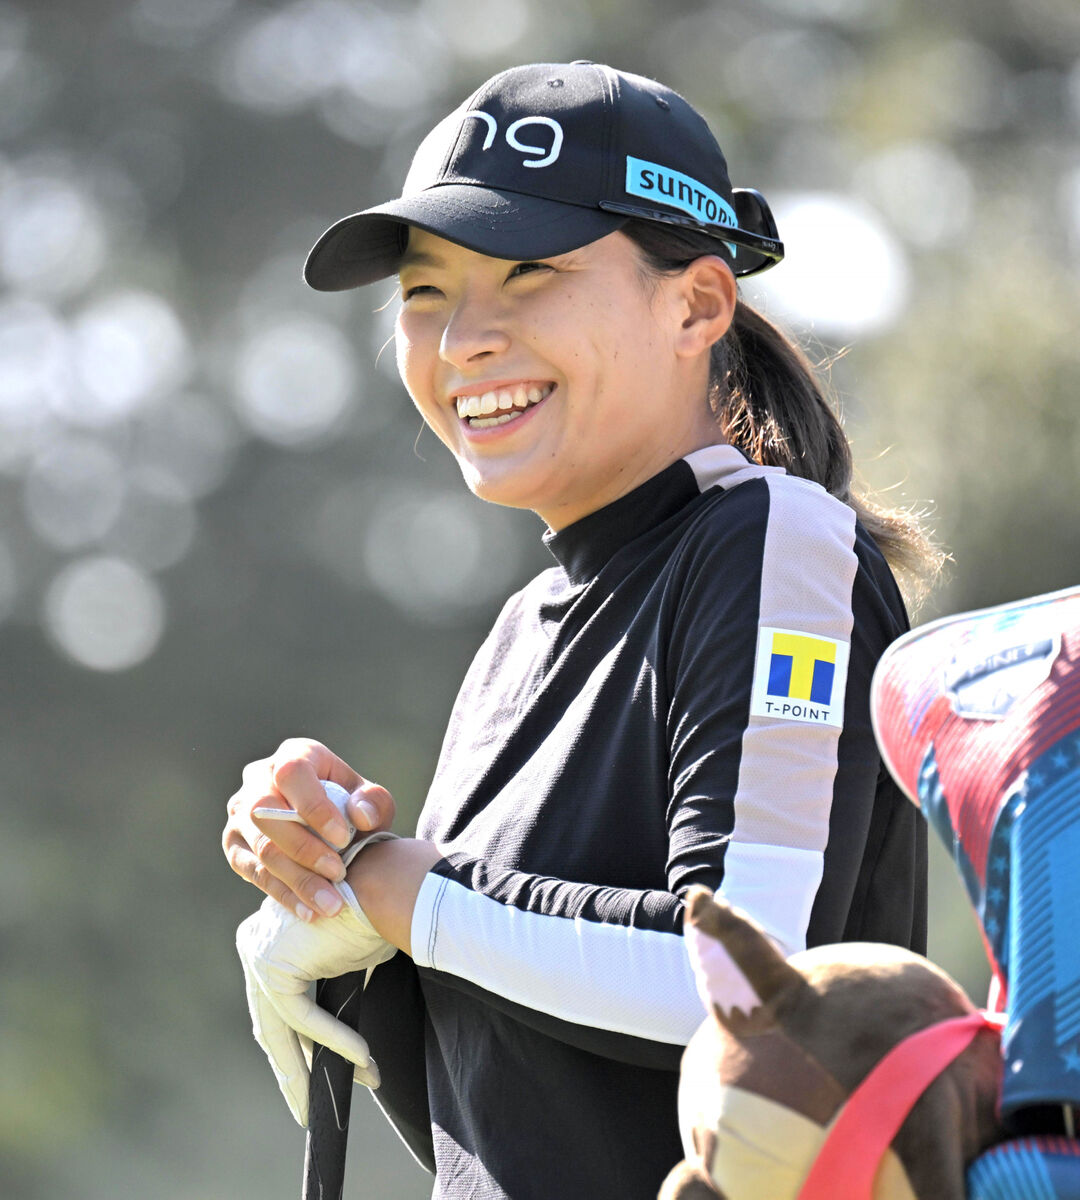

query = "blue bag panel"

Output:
[[969, 1137, 1080, 1200]]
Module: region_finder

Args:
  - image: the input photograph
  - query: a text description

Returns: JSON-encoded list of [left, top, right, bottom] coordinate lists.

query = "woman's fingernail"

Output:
[[296, 902, 315, 923], [318, 854, 346, 881], [314, 888, 342, 917], [326, 819, 351, 849], [354, 799, 378, 829]]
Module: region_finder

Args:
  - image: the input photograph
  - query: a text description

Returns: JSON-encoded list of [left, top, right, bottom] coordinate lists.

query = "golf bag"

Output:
[[871, 585, 1080, 1197]]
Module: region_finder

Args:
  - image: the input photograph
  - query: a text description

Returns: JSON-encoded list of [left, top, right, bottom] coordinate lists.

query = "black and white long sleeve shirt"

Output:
[[359, 443, 927, 1200]]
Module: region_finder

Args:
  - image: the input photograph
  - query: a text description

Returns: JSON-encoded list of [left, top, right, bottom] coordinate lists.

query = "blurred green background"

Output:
[[1, 0, 1077, 1196]]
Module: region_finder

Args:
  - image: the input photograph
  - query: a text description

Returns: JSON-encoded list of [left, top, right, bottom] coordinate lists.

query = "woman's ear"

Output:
[[671, 255, 737, 358]]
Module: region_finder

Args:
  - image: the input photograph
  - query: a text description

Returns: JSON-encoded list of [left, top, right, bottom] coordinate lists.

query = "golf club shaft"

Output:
[[302, 971, 365, 1200]]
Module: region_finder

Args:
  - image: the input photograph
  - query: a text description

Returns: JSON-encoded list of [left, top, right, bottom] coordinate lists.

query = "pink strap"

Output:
[[797, 1010, 1004, 1200]]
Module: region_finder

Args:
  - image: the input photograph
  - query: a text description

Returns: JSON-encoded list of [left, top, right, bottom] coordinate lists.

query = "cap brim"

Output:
[[304, 186, 627, 292]]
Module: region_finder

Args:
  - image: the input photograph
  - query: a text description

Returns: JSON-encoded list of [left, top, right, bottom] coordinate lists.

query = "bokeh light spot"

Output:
[[69, 290, 191, 425], [362, 488, 522, 622], [749, 192, 910, 338], [233, 313, 358, 445], [728, 30, 859, 120], [317, 9, 448, 143], [104, 468, 198, 572], [314, 480, 521, 621], [0, 167, 107, 297], [0, 298, 72, 429], [329, 8, 445, 111], [23, 438, 126, 551], [217, 2, 338, 113], [918, 39, 1009, 133], [44, 556, 165, 672], [856, 140, 973, 248], [417, 0, 530, 58], [134, 393, 243, 499]]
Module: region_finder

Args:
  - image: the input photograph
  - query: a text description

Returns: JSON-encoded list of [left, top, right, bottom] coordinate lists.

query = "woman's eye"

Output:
[[508, 261, 550, 280], [402, 284, 441, 300]]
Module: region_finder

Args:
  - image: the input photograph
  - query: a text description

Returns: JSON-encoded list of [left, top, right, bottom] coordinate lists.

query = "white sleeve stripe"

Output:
[[411, 873, 704, 1046], [683, 443, 783, 493], [717, 842, 825, 956], [723, 475, 856, 953]]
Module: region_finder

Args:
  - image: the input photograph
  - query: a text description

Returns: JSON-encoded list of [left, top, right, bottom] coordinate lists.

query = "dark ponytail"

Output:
[[621, 219, 945, 607]]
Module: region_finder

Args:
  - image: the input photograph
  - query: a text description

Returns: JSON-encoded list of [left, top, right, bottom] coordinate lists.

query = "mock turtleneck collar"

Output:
[[542, 459, 700, 586]]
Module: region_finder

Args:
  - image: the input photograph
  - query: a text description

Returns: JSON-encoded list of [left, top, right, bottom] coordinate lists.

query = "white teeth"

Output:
[[455, 383, 554, 423], [471, 412, 520, 428]]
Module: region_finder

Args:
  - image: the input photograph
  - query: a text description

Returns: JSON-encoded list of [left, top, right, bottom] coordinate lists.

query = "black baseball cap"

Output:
[[304, 61, 783, 291]]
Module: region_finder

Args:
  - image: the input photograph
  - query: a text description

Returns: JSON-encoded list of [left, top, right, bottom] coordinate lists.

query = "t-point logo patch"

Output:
[[750, 627, 849, 727]]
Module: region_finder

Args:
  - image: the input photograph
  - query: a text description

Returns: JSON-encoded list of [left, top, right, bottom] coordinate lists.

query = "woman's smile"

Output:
[[454, 381, 557, 431]]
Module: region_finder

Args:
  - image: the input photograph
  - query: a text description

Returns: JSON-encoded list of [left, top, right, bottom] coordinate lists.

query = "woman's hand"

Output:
[[235, 889, 396, 1125], [222, 738, 396, 922]]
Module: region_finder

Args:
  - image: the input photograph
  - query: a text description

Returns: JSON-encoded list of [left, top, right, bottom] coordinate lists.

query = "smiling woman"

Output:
[[222, 61, 942, 1200], [394, 229, 736, 530]]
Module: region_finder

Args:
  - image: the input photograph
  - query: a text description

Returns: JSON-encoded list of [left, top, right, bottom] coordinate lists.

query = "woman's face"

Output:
[[394, 227, 733, 530]]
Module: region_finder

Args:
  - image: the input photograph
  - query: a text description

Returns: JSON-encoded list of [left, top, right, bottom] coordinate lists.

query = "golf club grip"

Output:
[[303, 971, 365, 1200]]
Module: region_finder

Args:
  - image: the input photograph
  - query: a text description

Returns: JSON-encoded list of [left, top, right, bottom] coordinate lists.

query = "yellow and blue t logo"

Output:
[[766, 632, 837, 705]]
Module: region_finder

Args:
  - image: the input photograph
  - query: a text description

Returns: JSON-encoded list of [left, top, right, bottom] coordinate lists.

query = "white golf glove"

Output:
[[237, 780, 399, 1125]]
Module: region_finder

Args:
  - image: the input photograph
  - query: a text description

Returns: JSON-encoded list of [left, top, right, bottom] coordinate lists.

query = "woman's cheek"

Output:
[[391, 328, 449, 444], [393, 321, 413, 388]]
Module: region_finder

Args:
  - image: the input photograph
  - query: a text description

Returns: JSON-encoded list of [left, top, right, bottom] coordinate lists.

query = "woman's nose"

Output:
[[439, 292, 511, 367]]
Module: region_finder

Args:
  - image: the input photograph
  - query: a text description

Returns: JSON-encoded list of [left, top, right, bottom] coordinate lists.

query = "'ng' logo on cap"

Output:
[[750, 627, 849, 727]]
